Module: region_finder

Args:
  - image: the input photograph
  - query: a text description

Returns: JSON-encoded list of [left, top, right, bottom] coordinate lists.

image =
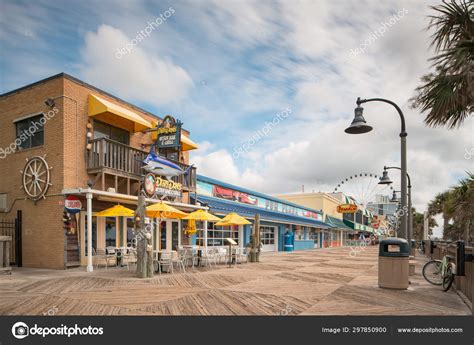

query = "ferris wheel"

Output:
[[333, 172, 393, 208]]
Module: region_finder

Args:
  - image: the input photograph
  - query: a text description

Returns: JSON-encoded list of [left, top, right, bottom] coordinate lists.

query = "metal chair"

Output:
[[173, 249, 187, 273], [94, 248, 114, 269], [201, 248, 218, 268], [157, 251, 174, 274]]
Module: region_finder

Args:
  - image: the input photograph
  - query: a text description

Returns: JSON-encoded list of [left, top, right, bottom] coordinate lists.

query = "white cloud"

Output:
[[80, 24, 193, 106]]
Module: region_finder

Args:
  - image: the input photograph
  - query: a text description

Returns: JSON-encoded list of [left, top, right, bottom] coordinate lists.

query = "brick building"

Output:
[[0, 73, 201, 269]]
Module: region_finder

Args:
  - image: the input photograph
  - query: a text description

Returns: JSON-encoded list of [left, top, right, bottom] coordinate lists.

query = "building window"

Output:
[[260, 226, 275, 245], [93, 121, 130, 145], [0, 193, 7, 211], [105, 217, 117, 247], [196, 222, 238, 246], [15, 114, 45, 150]]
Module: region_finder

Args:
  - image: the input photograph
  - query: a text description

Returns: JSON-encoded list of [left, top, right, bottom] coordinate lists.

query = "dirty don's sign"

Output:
[[144, 173, 182, 198]]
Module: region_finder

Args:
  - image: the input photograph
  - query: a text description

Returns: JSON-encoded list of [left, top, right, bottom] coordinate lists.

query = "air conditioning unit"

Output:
[[107, 188, 116, 193]]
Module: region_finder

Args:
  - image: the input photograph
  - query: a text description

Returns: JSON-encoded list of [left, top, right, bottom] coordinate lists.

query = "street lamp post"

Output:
[[379, 166, 413, 244], [345, 97, 408, 240]]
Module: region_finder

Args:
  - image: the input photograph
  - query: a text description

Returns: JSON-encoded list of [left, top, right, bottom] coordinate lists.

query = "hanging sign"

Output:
[[156, 115, 182, 149], [65, 195, 82, 214], [337, 204, 358, 213], [144, 173, 182, 198]]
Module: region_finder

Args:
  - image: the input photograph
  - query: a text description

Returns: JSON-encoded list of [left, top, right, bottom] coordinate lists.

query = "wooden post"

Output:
[[250, 214, 261, 263], [135, 194, 145, 278], [255, 214, 261, 262]]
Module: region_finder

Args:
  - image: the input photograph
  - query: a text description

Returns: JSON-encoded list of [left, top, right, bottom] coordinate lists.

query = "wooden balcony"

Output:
[[87, 137, 196, 192]]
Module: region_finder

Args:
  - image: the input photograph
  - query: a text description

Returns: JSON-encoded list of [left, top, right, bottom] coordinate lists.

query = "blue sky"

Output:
[[1, 0, 473, 232]]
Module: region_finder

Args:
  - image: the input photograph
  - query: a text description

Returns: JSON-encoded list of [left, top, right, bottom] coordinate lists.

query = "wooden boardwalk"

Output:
[[0, 246, 470, 315]]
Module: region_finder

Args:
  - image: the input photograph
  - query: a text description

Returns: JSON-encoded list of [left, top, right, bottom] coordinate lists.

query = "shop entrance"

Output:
[[157, 220, 180, 251], [260, 226, 277, 252]]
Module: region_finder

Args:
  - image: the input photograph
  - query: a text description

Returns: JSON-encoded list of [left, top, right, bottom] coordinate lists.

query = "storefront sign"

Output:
[[144, 173, 182, 198], [197, 180, 323, 221], [64, 195, 82, 213], [337, 204, 358, 213], [156, 115, 181, 149]]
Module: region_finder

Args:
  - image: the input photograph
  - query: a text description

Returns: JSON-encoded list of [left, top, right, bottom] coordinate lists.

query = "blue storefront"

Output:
[[192, 175, 332, 252]]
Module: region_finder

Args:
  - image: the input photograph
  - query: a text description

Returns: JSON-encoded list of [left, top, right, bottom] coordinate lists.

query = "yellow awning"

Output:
[[150, 120, 199, 151], [88, 94, 153, 132], [181, 135, 198, 151]]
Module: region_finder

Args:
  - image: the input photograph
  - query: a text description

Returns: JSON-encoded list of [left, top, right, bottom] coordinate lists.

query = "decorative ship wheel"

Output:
[[21, 155, 52, 202]]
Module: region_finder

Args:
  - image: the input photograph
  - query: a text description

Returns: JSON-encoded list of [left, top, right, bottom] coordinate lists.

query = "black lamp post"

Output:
[[345, 97, 408, 240], [379, 166, 413, 244]]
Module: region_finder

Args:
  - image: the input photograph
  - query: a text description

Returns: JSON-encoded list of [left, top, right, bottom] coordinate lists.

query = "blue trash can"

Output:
[[284, 232, 294, 252]]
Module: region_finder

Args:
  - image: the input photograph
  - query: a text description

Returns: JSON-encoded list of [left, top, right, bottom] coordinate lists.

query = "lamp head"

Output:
[[44, 98, 55, 107], [390, 190, 399, 202], [378, 170, 393, 185], [344, 104, 373, 134]]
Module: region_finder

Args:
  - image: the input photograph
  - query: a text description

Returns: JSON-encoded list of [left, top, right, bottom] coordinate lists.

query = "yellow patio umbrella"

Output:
[[183, 209, 221, 221], [215, 212, 251, 226], [96, 205, 135, 248], [96, 204, 135, 217], [146, 202, 188, 219]]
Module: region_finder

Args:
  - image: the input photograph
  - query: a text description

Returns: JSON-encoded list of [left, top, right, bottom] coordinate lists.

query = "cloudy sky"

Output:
[[1, 0, 473, 233]]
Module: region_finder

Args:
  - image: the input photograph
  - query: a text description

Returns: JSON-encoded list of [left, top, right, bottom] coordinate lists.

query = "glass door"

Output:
[[171, 221, 179, 251]]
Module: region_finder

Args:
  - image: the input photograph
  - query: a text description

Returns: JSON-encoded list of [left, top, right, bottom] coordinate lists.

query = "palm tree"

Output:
[[451, 172, 474, 243], [411, 0, 473, 128], [412, 208, 438, 240], [428, 190, 454, 230]]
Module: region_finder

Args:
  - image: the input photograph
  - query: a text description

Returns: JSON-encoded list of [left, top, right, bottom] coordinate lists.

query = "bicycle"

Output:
[[422, 241, 457, 292]]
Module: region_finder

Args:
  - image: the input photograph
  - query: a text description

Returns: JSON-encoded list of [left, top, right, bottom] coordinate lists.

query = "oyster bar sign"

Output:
[[144, 173, 182, 198]]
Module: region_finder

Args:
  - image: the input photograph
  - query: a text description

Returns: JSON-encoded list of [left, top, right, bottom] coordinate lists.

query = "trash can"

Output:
[[378, 238, 409, 289], [284, 231, 294, 252]]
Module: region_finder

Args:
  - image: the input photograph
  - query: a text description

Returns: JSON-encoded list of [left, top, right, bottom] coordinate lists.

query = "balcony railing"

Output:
[[87, 137, 196, 190]]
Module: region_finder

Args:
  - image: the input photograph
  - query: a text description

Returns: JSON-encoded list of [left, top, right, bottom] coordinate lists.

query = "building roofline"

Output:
[[277, 192, 342, 205], [0, 72, 160, 119], [0, 72, 190, 134], [197, 175, 324, 215]]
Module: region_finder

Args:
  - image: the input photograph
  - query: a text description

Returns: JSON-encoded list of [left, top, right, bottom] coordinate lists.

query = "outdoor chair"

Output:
[[157, 251, 174, 274], [123, 248, 137, 270], [173, 249, 187, 273], [201, 248, 218, 268], [94, 248, 115, 269], [217, 247, 227, 264], [236, 247, 248, 264], [184, 248, 198, 267]]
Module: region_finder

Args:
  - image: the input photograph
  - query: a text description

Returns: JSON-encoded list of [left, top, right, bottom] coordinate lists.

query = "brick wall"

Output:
[[0, 77, 65, 269]]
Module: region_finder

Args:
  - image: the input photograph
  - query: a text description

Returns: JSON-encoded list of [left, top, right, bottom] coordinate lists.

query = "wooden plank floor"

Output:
[[0, 246, 470, 315]]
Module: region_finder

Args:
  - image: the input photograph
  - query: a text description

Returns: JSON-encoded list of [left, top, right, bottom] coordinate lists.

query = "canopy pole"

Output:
[[203, 220, 208, 250], [238, 225, 244, 249], [86, 188, 93, 272]]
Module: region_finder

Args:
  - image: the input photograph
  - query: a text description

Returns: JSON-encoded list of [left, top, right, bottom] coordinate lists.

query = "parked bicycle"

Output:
[[422, 241, 457, 292]]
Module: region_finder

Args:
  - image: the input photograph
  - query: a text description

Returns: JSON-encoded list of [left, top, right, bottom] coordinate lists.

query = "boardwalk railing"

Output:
[[426, 240, 473, 311]]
